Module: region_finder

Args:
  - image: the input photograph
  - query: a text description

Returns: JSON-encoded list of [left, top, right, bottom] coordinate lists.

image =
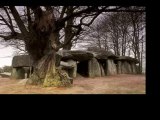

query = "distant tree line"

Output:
[[0, 66, 12, 73], [77, 11, 145, 73]]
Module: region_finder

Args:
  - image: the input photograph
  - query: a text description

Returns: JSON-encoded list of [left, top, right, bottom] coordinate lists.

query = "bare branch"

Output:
[[26, 6, 32, 31], [80, 14, 100, 27], [0, 14, 14, 33], [0, 32, 25, 41], [9, 6, 28, 36], [57, 6, 98, 28], [3, 7, 15, 33], [59, 6, 67, 19]]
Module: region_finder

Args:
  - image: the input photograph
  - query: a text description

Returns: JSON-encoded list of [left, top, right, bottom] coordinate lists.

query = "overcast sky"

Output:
[[0, 44, 14, 67], [0, 43, 84, 68]]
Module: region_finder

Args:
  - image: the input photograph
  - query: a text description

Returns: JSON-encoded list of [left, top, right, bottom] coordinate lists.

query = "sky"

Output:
[[0, 45, 14, 68], [0, 43, 82, 68]]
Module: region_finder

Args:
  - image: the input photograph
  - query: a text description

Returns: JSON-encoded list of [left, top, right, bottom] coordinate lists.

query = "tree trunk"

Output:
[[26, 32, 72, 87], [27, 50, 72, 87], [63, 6, 74, 50], [24, 8, 73, 87], [141, 40, 144, 73], [63, 42, 72, 50]]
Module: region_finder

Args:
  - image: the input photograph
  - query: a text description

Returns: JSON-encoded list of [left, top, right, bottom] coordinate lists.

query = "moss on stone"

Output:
[[43, 68, 72, 87], [27, 72, 44, 85], [43, 72, 61, 87]]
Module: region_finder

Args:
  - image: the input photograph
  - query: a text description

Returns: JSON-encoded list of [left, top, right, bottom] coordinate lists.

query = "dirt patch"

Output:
[[0, 74, 145, 94]]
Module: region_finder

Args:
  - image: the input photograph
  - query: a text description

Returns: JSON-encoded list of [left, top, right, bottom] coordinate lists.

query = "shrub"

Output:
[[3, 66, 12, 72]]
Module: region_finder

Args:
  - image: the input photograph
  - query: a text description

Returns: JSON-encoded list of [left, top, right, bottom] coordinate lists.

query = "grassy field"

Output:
[[0, 74, 145, 94]]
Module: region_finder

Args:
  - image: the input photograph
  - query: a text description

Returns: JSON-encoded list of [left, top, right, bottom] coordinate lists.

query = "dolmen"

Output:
[[11, 55, 33, 79], [115, 56, 139, 74], [11, 49, 139, 79]]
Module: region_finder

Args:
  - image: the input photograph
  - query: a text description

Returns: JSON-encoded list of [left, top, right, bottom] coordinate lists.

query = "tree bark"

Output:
[[25, 9, 72, 87], [63, 6, 74, 50]]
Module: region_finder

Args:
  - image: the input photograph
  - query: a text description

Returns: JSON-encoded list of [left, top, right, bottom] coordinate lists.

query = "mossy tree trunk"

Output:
[[25, 8, 72, 87], [27, 51, 72, 87], [63, 6, 74, 50], [26, 31, 72, 87]]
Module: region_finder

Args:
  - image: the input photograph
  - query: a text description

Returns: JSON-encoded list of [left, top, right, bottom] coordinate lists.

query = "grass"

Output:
[[0, 74, 145, 94]]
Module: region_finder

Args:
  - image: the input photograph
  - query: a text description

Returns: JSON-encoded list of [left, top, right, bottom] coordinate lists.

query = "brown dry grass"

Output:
[[0, 74, 145, 94]]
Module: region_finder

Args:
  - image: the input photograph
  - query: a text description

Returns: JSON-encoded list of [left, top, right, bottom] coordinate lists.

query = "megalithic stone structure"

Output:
[[11, 49, 139, 80], [88, 58, 101, 77]]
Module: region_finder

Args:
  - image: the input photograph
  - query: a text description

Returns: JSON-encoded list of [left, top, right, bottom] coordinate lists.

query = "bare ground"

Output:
[[0, 74, 145, 94]]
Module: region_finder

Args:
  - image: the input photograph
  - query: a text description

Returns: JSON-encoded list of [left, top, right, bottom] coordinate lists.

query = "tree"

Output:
[[129, 11, 145, 73], [0, 67, 3, 73], [2, 66, 12, 72], [0, 6, 145, 86], [76, 10, 145, 73]]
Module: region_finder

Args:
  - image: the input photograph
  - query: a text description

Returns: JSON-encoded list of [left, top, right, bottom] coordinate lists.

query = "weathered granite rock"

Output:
[[121, 61, 133, 74], [127, 62, 132, 74], [60, 60, 77, 78], [135, 65, 139, 74], [115, 56, 139, 74], [12, 55, 33, 68], [57, 50, 73, 60], [117, 61, 122, 74], [60, 61, 74, 69], [121, 61, 127, 74], [58, 50, 93, 61], [88, 51, 108, 59], [87, 48, 118, 59], [66, 60, 77, 78], [123, 61, 132, 74], [124, 61, 129, 74], [11, 67, 25, 79], [88, 58, 101, 77], [106, 59, 117, 75], [12, 53, 62, 68], [115, 56, 139, 63], [131, 63, 136, 74], [100, 64, 105, 76]]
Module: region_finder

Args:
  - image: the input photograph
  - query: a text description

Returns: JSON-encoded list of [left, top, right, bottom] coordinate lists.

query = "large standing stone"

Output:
[[87, 48, 118, 60], [121, 61, 126, 74], [60, 60, 77, 78], [100, 64, 105, 76], [127, 63, 132, 74], [88, 58, 101, 77], [123, 61, 130, 74], [115, 56, 139, 63], [124, 61, 132, 74], [131, 63, 136, 74], [135, 65, 139, 74], [106, 59, 117, 75], [12, 55, 33, 67], [66, 60, 77, 78], [117, 61, 122, 74], [12, 54, 61, 68], [11, 67, 25, 79], [58, 50, 93, 61]]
